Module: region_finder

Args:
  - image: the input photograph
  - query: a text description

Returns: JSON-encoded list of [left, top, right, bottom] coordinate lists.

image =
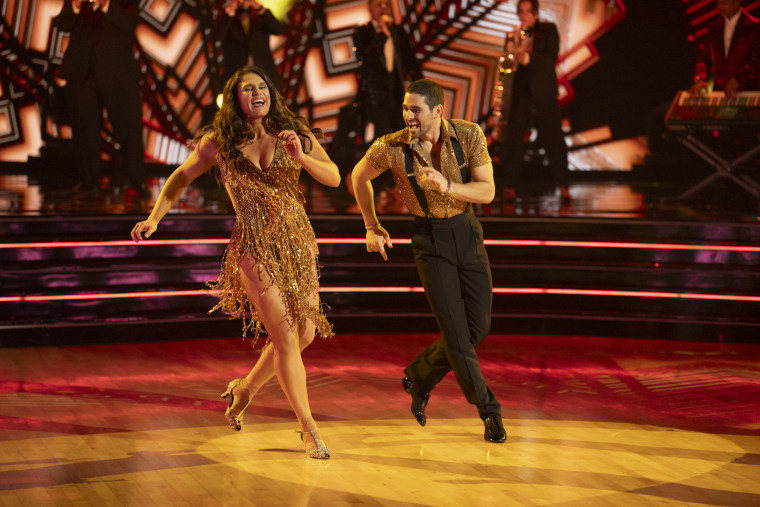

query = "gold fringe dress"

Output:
[[207, 136, 333, 345]]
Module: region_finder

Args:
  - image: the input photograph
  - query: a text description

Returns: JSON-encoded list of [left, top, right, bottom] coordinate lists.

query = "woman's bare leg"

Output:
[[236, 254, 327, 456], [239, 263, 318, 397]]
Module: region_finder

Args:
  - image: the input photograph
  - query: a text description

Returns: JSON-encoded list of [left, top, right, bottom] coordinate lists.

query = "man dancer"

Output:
[[351, 79, 506, 443]]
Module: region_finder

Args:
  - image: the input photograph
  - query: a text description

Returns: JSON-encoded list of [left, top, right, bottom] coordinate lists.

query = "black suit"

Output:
[[216, 8, 286, 91], [53, 0, 143, 189], [500, 20, 567, 192], [353, 22, 423, 137]]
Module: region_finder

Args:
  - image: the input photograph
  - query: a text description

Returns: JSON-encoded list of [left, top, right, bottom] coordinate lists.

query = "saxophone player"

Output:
[[505, 24, 532, 71], [497, 0, 570, 204]]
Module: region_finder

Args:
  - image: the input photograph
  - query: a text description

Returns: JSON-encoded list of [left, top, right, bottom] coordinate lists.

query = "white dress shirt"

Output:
[[724, 10, 741, 59], [372, 19, 395, 72]]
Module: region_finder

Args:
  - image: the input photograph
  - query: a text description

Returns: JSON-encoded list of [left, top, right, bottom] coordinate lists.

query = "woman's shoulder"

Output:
[[197, 130, 220, 148], [194, 130, 221, 163]]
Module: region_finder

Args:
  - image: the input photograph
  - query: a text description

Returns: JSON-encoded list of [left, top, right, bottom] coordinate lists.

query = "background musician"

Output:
[[690, 0, 760, 98], [53, 0, 145, 203], [498, 0, 569, 204], [345, 0, 424, 205], [677, 0, 760, 202], [216, 0, 286, 91], [353, 0, 423, 140]]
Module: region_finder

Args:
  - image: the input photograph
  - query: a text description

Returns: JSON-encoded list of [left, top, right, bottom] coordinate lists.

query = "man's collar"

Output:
[[442, 118, 458, 141], [725, 9, 741, 25]]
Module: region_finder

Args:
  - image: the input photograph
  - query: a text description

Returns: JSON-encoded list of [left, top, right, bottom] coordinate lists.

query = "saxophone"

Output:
[[499, 28, 526, 75], [490, 28, 527, 140]]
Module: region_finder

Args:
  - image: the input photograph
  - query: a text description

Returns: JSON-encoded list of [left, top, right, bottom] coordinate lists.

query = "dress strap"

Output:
[[217, 155, 228, 184]]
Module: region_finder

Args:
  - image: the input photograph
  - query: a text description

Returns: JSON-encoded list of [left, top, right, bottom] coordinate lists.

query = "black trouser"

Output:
[[500, 94, 568, 191], [404, 208, 501, 419], [65, 80, 101, 187], [65, 71, 143, 188]]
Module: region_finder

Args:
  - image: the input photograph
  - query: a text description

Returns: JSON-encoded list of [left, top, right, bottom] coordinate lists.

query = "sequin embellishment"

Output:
[[207, 137, 333, 346]]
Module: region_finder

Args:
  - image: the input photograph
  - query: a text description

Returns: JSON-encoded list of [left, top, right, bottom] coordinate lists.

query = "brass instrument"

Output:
[[490, 28, 527, 140], [498, 29, 526, 75]]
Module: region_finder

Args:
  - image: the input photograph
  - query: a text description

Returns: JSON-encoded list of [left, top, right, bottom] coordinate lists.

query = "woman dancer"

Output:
[[131, 66, 340, 459]]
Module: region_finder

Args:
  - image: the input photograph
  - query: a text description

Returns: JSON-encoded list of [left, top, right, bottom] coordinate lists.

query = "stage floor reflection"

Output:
[[1, 333, 758, 505]]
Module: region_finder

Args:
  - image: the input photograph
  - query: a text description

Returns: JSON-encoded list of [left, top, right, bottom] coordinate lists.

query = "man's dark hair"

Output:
[[406, 79, 445, 110], [517, 0, 539, 15]]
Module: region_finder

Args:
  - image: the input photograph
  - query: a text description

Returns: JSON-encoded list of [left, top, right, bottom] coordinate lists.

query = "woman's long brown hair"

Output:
[[199, 66, 320, 169]]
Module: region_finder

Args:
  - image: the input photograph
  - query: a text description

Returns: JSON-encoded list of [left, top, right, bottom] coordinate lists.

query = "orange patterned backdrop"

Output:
[[1, 0, 628, 167]]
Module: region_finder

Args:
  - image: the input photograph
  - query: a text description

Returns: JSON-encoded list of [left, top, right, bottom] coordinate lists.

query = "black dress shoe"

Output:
[[401, 376, 414, 394], [401, 377, 430, 427], [483, 414, 507, 443]]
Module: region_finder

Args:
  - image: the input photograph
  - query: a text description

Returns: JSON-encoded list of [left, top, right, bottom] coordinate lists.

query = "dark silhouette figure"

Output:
[[352, 0, 423, 139], [499, 0, 569, 203], [53, 0, 144, 195], [216, 0, 286, 91]]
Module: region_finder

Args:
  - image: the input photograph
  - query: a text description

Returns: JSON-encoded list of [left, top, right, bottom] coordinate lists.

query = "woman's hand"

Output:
[[285, 127, 340, 186], [279, 130, 305, 163]]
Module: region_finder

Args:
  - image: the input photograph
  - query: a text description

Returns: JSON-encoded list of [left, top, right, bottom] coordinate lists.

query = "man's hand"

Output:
[[689, 78, 711, 96], [725, 78, 739, 99], [225, 0, 241, 16], [131, 218, 159, 243], [417, 166, 448, 194], [365, 224, 393, 261], [516, 50, 530, 66]]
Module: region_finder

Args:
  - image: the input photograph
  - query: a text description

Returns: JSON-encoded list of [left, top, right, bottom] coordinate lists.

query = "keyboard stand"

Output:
[[673, 132, 760, 200]]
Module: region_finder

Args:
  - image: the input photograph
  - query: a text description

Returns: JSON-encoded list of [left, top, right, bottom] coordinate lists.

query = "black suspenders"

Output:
[[404, 122, 469, 218]]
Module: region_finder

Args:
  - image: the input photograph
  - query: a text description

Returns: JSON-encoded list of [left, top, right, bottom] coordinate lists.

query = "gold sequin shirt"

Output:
[[207, 136, 333, 345], [365, 119, 492, 218]]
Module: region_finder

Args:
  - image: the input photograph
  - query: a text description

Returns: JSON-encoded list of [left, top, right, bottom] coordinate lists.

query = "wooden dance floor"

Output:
[[0, 332, 758, 506]]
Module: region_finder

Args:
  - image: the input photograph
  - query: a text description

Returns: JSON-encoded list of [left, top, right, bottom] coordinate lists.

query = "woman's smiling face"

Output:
[[237, 72, 271, 120]]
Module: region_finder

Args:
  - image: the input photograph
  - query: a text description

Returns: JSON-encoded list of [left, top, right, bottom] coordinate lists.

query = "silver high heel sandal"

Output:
[[220, 379, 251, 431], [298, 428, 331, 459]]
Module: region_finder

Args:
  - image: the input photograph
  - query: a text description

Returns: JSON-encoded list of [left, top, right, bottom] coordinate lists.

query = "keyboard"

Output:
[[665, 91, 760, 130]]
